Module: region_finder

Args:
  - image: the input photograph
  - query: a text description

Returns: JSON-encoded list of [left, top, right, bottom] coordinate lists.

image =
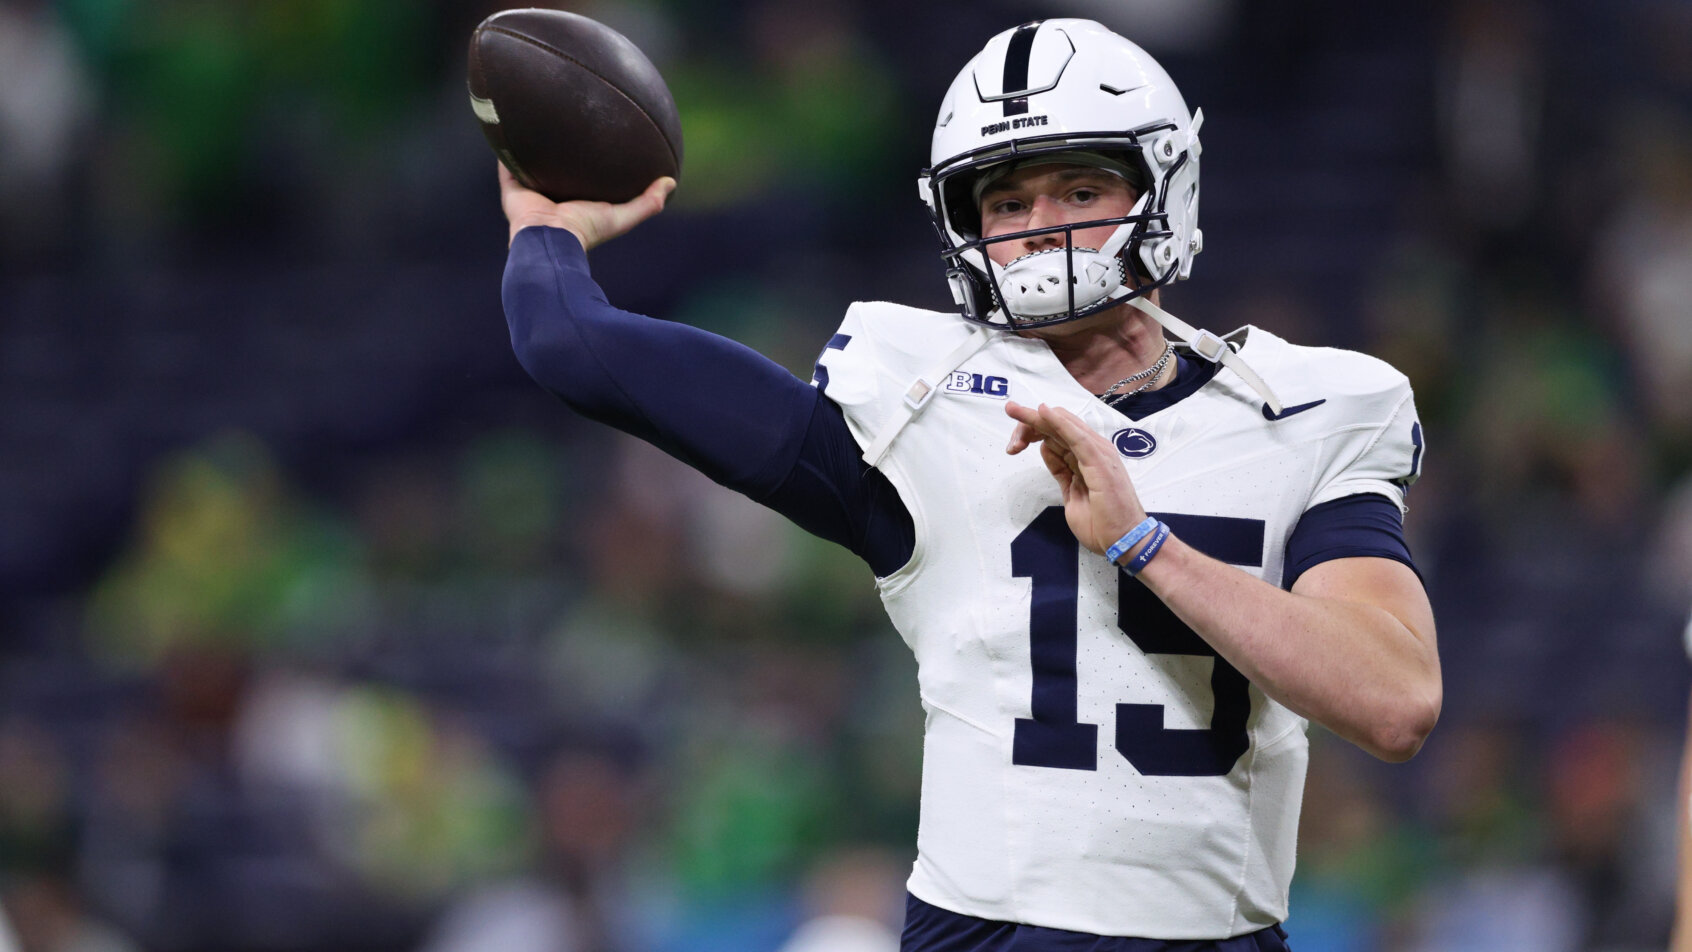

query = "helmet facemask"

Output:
[[923, 129, 1189, 330]]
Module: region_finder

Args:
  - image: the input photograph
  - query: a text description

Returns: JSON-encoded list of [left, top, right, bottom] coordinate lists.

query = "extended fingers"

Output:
[[1005, 401, 1050, 454], [1006, 423, 1039, 454], [1005, 399, 1040, 428]]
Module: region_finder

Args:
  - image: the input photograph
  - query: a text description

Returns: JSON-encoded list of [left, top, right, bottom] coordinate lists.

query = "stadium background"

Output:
[[3, 0, 1691, 949]]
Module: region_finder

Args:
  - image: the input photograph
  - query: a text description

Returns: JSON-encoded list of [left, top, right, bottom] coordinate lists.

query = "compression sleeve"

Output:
[[763, 396, 915, 577], [502, 226, 914, 575], [1281, 492, 1420, 590]]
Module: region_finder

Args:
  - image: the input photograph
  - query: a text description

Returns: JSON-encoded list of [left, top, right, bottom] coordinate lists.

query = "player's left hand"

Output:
[[1006, 401, 1149, 557]]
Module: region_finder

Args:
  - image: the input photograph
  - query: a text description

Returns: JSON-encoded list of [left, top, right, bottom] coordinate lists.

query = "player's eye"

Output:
[[988, 198, 1026, 217], [1068, 188, 1099, 204]]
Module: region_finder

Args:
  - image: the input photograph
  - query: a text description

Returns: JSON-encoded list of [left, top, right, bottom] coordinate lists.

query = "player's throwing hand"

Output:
[[499, 163, 675, 249], [1005, 400, 1150, 561]]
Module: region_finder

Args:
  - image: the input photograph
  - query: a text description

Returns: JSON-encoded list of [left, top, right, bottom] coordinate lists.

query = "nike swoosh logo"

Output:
[[1099, 83, 1147, 96], [1262, 398, 1326, 421]]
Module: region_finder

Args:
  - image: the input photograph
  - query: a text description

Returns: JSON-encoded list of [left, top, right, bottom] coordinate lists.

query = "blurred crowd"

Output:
[[2, 0, 1691, 950]]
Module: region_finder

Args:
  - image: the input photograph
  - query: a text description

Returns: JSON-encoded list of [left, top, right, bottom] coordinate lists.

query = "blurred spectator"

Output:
[[233, 667, 345, 799], [1458, 284, 1640, 533], [664, 0, 897, 211], [327, 687, 531, 902], [1401, 722, 1583, 952], [1652, 475, 1692, 609], [1438, 0, 1544, 238], [0, 0, 92, 260], [84, 433, 367, 663], [1403, 866, 1582, 952], [0, 720, 73, 877], [418, 744, 649, 952], [454, 429, 573, 576], [663, 687, 837, 898], [1544, 720, 1676, 948], [2, 873, 136, 952], [774, 849, 904, 952], [1289, 737, 1432, 952], [63, 0, 437, 252], [76, 716, 194, 946], [1592, 105, 1692, 446]]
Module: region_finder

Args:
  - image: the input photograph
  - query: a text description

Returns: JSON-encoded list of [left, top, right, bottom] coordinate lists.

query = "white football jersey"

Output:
[[814, 302, 1422, 939]]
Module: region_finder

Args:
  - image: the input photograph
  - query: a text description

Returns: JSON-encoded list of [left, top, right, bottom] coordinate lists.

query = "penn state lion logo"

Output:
[[1112, 427, 1156, 458]]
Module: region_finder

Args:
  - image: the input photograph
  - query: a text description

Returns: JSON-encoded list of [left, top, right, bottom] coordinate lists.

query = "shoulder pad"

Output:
[[813, 302, 992, 464], [1237, 328, 1411, 425]]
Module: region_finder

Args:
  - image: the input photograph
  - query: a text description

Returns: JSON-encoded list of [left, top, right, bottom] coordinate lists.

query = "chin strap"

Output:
[[862, 325, 995, 467], [1126, 296, 1284, 415]]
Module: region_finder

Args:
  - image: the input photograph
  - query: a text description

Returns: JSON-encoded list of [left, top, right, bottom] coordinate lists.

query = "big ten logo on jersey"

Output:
[[946, 371, 1009, 399]]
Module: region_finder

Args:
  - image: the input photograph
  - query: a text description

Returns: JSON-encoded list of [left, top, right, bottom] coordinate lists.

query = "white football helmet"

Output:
[[920, 19, 1204, 329]]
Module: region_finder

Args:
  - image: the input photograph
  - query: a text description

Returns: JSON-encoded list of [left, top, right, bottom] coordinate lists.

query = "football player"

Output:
[[496, 19, 1440, 951]]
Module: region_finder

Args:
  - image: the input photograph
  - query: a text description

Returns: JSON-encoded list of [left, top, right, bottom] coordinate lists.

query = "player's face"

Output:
[[978, 164, 1138, 270]]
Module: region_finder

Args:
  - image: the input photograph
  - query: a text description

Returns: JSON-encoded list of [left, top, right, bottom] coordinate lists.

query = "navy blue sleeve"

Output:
[[502, 226, 914, 575], [1282, 493, 1421, 590], [763, 397, 915, 577]]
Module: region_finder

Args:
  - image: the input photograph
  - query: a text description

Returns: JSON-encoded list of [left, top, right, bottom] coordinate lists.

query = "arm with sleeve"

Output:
[[1134, 370, 1437, 761], [501, 225, 914, 577]]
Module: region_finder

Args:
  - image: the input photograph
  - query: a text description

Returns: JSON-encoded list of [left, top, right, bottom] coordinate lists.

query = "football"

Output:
[[467, 9, 683, 204]]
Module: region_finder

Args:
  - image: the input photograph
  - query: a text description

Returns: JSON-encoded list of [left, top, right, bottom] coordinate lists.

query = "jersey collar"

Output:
[[1107, 353, 1219, 420]]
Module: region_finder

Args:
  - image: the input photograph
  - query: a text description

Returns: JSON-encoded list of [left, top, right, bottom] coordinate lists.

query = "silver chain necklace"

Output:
[[1097, 341, 1175, 404]]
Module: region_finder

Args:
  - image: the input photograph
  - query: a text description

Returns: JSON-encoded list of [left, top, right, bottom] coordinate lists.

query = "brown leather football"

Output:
[[468, 9, 682, 204]]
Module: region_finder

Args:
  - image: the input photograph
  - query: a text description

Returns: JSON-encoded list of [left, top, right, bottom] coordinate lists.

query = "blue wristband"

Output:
[[1106, 517, 1161, 565], [1125, 522, 1171, 577]]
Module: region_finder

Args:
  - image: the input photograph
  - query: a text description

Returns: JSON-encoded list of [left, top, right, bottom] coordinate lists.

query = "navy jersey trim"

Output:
[[1108, 354, 1221, 420], [1401, 420, 1424, 487], [901, 893, 1290, 952], [1282, 492, 1420, 590]]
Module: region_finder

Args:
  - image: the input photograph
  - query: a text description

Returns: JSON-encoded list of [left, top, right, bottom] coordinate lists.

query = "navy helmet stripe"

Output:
[[1002, 20, 1042, 117]]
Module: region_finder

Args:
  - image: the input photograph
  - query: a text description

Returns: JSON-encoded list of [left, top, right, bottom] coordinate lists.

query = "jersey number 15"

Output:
[[1011, 507, 1265, 777]]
